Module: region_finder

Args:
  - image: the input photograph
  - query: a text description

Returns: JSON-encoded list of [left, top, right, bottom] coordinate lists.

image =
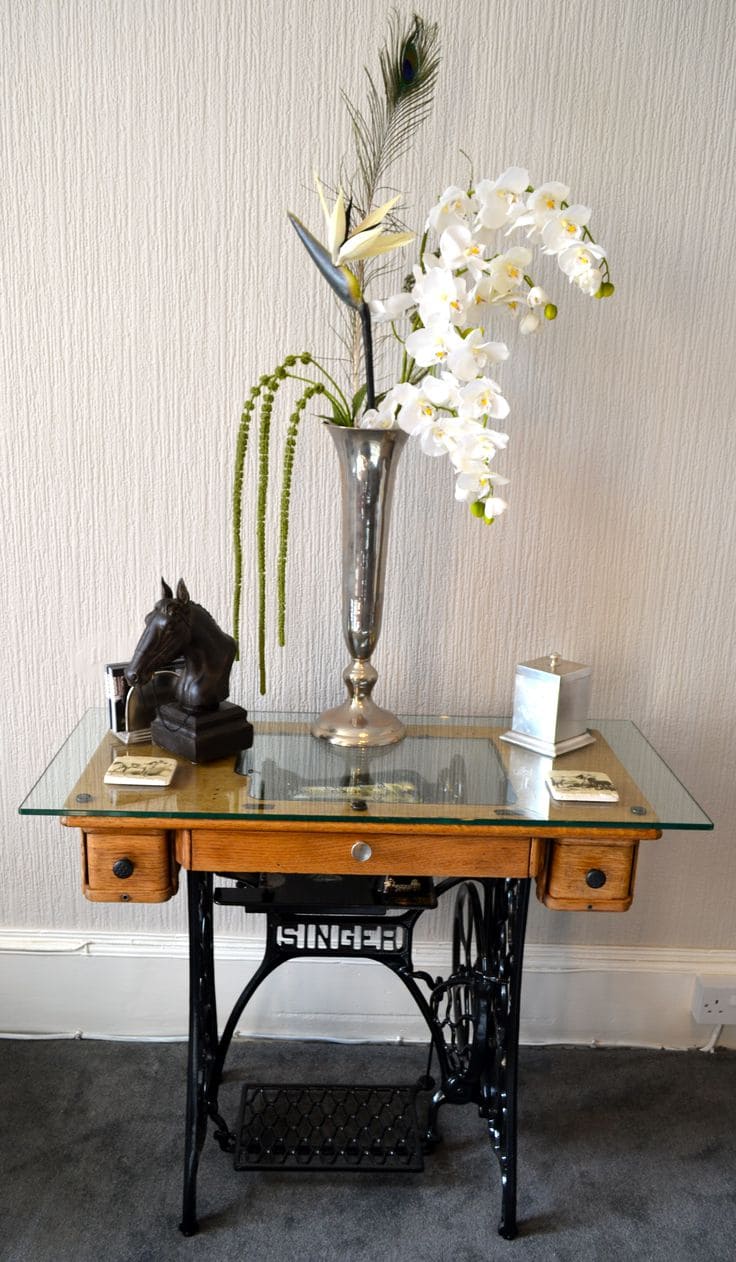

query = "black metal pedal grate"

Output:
[[233, 1084, 424, 1172]]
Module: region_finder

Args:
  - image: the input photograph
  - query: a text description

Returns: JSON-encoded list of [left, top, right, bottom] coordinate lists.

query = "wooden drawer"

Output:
[[82, 830, 178, 902], [179, 824, 534, 878], [538, 840, 639, 911]]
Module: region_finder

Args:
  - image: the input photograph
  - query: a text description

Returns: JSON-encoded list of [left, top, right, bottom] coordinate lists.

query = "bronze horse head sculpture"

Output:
[[126, 579, 236, 714]]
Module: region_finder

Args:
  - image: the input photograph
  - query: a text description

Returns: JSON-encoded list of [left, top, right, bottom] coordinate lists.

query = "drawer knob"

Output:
[[112, 857, 135, 880], [585, 868, 607, 889], [351, 841, 373, 863]]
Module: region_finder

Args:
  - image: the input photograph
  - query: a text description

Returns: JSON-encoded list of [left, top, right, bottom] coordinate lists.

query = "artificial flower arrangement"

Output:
[[233, 14, 613, 693]]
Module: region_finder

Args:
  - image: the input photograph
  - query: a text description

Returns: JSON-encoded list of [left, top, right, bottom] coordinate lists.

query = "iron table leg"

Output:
[[179, 871, 218, 1237], [420, 878, 531, 1240], [484, 878, 531, 1240]]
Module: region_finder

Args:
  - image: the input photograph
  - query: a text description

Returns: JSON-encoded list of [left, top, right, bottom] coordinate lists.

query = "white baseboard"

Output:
[[1, 928, 735, 1048]]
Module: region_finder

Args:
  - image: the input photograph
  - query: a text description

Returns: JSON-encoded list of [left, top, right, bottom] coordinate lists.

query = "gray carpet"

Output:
[[0, 1039, 734, 1262]]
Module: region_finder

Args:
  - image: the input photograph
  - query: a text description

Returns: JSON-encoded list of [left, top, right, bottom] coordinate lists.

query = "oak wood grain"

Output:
[[83, 830, 178, 903], [184, 828, 534, 877], [540, 840, 639, 911]]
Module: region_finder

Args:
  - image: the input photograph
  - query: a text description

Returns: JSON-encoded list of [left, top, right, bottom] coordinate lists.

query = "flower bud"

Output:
[[543, 303, 557, 320], [469, 500, 485, 519], [601, 281, 615, 297]]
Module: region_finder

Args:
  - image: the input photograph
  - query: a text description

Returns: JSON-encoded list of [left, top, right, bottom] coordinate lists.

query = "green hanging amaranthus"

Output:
[[232, 352, 355, 694]]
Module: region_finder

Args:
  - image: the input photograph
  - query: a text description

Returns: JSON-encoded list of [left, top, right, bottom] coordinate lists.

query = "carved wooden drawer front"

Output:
[[82, 830, 178, 902], [540, 840, 639, 911]]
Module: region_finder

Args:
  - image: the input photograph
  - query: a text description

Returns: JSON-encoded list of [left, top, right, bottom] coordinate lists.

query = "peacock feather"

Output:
[[343, 12, 441, 214]]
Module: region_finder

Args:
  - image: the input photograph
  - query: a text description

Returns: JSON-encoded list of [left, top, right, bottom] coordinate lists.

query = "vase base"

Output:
[[311, 699, 406, 748]]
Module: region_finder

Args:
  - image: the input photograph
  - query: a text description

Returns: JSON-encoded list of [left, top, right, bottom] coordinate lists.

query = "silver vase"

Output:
[[311, 424, 408, 747]]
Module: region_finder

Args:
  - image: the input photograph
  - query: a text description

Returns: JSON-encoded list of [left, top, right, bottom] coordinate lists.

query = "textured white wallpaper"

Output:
[[2, 0, 735, 949]]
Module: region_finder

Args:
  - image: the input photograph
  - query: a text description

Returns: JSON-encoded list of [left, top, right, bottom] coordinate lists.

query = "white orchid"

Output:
[[463, 276, 510, 327], [541, 204, 591, 255], [289, 167, 612, 535], [454, 464, 509, 496], [527, 285, 549, 307], [412, 265, 469, 326], [448, 329, 509, 382], [456, 377, 510, 423], [475, 167, 529, 231], [389, 375, 456, 435], [414, 413, 472, 458], [558, 242, 606, 295], [517, 285, 549, 334], [514, 182, 570, 239], [439, 224, 488, 279], [426, 185, 478, 233], [368, 292, 416, 323], [519, 310, 541, 334], [454, 467, 509, 518], [486, 246, 533, 297], [481, 494, 509, 520], [359, 397, 400, 429], [405, 320, 464, 369]]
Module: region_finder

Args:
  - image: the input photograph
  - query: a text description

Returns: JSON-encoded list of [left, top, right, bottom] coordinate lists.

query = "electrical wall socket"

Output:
[[691, 976, 736, 1024]]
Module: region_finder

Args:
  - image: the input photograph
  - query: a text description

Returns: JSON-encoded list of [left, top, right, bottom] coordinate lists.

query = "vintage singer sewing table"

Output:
[[20, 711, 712, 1240]]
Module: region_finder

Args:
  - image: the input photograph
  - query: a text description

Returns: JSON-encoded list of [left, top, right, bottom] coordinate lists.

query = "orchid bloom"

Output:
[[390, 375, 456, 435], [519, 285, 550, 333], [405, 321, 464, 369], [412, 265, 469, 326], [359, 397, 400, 429], [486, 247, 532, 297], [287, 167, 614, 532], [413, 413, 471, 458], [454, 467, 509, 516], [475, 167, 529, 231], [558, 242, 606, 294], [368, 292, 416, 323], [514, 182, 570, 239], [426, 185, 478, 233], [439, 224, 488, 279], [315, 177, 414, 266], [541, 205, 591, 255], [448, 329, 509, 382], [456, 377, 510, 423]]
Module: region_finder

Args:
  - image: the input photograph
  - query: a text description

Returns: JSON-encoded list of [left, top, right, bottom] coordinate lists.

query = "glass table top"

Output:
[[19, 710, 712, 831]]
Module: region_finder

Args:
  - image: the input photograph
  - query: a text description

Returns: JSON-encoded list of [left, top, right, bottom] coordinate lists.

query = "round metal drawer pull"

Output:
[[585, 868, 607, 889], [351, 841, 373, 863], [112, 857, 135, 880]]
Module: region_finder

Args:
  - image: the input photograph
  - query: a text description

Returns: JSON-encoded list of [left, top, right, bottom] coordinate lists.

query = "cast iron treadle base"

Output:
[[233, 1084, 424, 1172]]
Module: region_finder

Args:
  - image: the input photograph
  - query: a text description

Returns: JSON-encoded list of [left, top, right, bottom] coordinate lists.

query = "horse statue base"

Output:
[[151, 701, 254, 764]]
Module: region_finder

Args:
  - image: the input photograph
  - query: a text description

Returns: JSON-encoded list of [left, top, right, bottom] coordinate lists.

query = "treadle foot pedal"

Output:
[[233, 1084, 425, 1172]]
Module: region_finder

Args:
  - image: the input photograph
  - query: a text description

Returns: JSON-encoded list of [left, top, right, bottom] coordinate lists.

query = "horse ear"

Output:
[[161, 577, 173, 599], [176, 579, 190, 604]]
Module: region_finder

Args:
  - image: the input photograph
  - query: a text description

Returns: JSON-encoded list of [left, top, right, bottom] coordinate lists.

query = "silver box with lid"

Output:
[[500, 652, 594, 757]]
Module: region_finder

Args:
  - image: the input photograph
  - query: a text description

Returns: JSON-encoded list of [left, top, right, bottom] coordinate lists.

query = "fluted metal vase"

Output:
[[311, 425, 408, 747]]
